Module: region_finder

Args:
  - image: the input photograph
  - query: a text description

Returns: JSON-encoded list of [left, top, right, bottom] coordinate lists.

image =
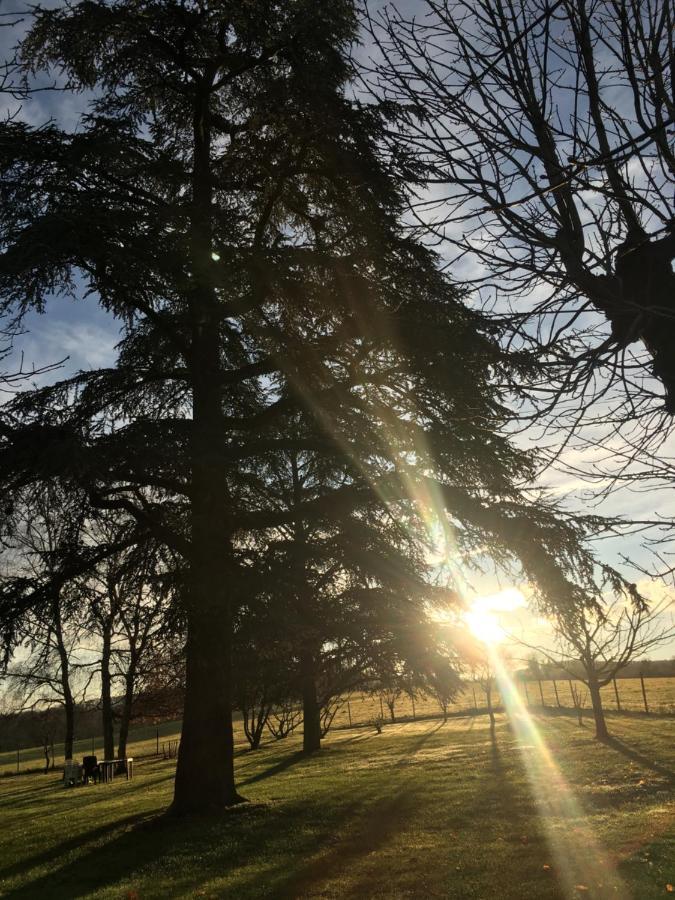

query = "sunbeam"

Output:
[[490, 647, 629, 899]]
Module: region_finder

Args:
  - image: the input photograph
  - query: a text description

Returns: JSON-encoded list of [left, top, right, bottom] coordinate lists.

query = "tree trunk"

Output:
[[172, 85, 241, 814], [587, 673, 609, 740], [52, 596, 75, 760], [101, 620, 115, 761], [486, 686, 495, 729], [243, 702, 271, 750], [301, 649, 321, 753], [117, 668, 135, 760], [173, 593, 239, 812], [63, 688, 75, 761]]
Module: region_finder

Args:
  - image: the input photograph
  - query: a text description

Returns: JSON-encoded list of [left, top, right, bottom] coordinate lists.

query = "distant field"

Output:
[[0, 718, 184, 776], [329, 676, 675, 731], [3, 676, 674, 777], [2, 711, 675, 897]]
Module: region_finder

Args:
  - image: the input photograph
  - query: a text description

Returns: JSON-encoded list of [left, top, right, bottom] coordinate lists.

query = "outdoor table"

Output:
[[98, 757, 134, 783]]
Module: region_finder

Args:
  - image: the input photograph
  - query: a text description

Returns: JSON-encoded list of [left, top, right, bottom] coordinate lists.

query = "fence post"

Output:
[[613, 679, 622, 712], [472, 685, 478, 710], [524, 682, 530, 707], [640, 675, 649, 713], [347, 702, 352, 727], [538, 679, 545, 707], [552, 680, 560, 708], [568, 680, 575, 707]]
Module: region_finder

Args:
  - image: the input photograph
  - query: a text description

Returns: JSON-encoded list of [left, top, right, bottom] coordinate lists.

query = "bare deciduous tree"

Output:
[[370, 0, 675, 492], [1, 486, 89, 759], [523, 596, 674, 739]]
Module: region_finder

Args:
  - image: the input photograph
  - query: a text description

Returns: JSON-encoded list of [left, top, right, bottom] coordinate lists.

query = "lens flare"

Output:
[[464, 588, 526, 644], [489, 645, 629, 898]]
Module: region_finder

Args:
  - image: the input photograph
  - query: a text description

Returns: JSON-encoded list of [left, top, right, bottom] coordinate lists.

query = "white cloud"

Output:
[[14, 319, 119, 381]]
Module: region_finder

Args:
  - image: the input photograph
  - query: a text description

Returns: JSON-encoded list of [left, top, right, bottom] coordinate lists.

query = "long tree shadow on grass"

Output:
[[238, 748, 308, 786], [274, 777, 423, 897], [274, 722, 525, 900], [1, 765, 176, 816], [605, 735, 675, 781], [2, 791, 372, 900], [3, 722, 525, 900], [393, 720, 445, 767], [264, 722, 471, 897], [241, 721, 439, 788], [0, 810, 155, 891]]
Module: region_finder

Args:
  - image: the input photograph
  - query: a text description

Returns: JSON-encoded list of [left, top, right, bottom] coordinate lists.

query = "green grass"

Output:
[[5, 674, 673, 776], [2, 711, 675, 898]]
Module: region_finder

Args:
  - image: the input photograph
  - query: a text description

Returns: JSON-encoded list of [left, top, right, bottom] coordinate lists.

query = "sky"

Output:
[[1, 1, 673, 657]]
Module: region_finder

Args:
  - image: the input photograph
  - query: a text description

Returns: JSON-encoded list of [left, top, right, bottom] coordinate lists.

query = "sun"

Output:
[[464, 588, 526, 645], [465, 607, 505, 644]]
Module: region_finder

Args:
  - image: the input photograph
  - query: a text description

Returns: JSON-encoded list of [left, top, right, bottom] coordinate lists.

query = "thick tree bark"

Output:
[[172, 85, 241, 813], [300, 648, 321, 753], [100, 619, 115, 760], [52, 597, 75, 760], [62, 678, 75, 761], [174, 593, 239, 811], [587, 672, 609, 741], [289, 452, 321, 754], [116, 668, 135, 760]]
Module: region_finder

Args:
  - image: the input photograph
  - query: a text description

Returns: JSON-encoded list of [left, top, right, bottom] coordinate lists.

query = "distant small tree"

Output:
[[526, 656, 542, 682], [232, 600, 297, 751], [453, 626, 501, 729], [319, 694, 349, 739], [570, 683, 587, 728], [374, 672, 406, 723], [266, 702, 302, 741], [528, 596, 675, 740], [15, 707, 60, 773], [427, 661, 461, 723], [473, 661, 497, 730]]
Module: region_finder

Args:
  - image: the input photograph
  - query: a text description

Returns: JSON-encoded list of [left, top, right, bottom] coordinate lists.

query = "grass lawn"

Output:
[[1, 711, 675, 898]]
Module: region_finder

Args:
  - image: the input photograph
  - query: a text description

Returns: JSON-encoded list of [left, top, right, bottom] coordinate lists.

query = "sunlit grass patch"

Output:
[[1, 712, 675, 898]]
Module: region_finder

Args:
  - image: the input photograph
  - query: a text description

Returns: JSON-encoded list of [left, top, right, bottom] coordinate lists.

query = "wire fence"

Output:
[[0, 719, 180, 777], [3, 676, 675, 777], [326, 675, 675, 732]]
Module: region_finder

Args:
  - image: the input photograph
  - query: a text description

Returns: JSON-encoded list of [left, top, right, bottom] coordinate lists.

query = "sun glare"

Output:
[[464, 587, 526, 644], [465, 607, 504, 643]]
